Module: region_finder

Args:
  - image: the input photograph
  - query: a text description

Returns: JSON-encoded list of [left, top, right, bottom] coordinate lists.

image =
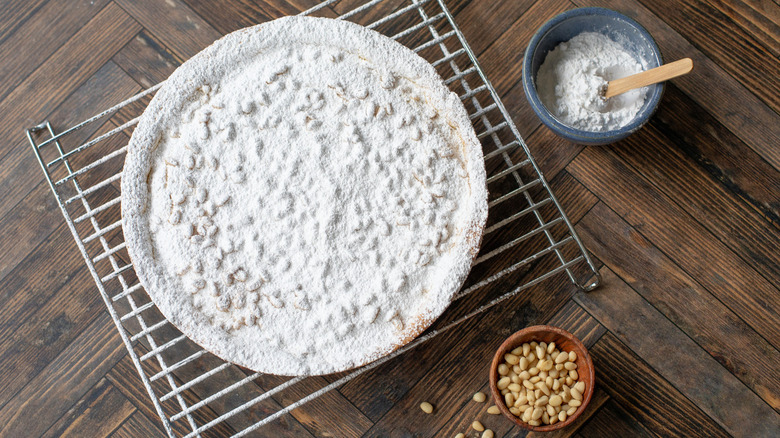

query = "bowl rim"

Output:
[[522, 7, 665, 144], [488, 325, 595, 431]]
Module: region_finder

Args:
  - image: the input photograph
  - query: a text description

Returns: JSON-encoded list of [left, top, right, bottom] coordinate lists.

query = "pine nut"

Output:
[[569, 399, 582, 407], [420, 402, 434, 414], [497, 377, 511, 390], [509, 406, 521, 416], [512, 365, 522, 374], [482, 429, 494, 438], [534, 395, 548, 407], [539, 370, 548, 380], [501, 389, 509, 396], [566, 377, 574, 386], [519, 371, 531, 380], [550, 414, 559, 425], [536, 346, 545, 360], [473, 392, 486, 403], [529, 420, 541, 426], [546, 404, 556, 417], [535, 389, 542, 399], [523, 380, 534, 390], [522, 343, 531, 356], [553, 379, 561, 391], [472, 420, 484, 432], [523, 407, 533, 421], [498, 364, 509, 376], [519, 357, 529, 370], [564, 362, 577, 370], [511, 346, 523, 355], [555, 352, 569, 363], [529, 367, 540, 376], [515, 394, 528, 406], [546, 376, 554, 388], [511, 375, 521, 384], [529, 376, 541, 384], [526, 352, 536, 362], [487, 405, 501, 415], [559, 411, 567, 422], [549, 369, 559, 378], [516, 404, 531, 412], [538, 382, 551, 396], [547, 342, 556, 354], [542, 411, 550, 424], [567, 406, 577, 416], [505, 393, 514, 407], [555, 363, 564, 371], [549, 395, 563, 407], [575, 381, 586, 393], [455, 434, 465, 438], [532, 407, 544, 420], [570, 370, 579, 380], [508, 383, 523, 393], [569, 351, 577, 361], [504, 353, 520, 365]]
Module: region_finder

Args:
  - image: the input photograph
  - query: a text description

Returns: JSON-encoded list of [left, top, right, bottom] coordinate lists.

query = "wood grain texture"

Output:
[[575, 267, 780, 436], [578, 202, 780, 410], [1, 0, 779, 436]]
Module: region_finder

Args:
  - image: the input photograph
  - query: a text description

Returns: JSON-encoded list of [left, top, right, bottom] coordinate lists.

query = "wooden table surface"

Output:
[[1, 0, 779, 436]]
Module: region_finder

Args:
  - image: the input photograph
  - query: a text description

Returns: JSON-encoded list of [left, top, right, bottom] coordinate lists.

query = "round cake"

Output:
[[122, 16, 488, 376]]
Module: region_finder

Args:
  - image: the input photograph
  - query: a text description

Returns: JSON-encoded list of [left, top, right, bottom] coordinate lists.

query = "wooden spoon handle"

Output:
[[604, 58, 693, 98]]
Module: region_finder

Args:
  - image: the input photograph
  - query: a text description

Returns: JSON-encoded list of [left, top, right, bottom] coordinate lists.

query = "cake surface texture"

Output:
[[121, 16, 488, 376]]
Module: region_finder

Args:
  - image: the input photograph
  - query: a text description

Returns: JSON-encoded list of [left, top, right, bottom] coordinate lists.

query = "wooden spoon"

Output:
[[602, 58, 693, 99]]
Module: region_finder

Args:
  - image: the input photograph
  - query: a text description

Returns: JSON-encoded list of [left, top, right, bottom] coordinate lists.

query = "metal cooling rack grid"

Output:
[[26, 0, 601, 436]]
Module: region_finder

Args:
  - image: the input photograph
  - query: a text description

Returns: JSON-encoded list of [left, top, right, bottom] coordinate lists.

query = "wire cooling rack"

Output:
[[27, 0, 600, 436]]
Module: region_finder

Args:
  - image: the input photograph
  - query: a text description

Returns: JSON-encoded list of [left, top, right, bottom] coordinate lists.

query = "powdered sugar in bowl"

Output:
[[522, 7, 664, 145]]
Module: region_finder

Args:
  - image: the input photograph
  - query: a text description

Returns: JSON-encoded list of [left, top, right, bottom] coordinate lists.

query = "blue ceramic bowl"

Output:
[[522, 7, 664, 145]]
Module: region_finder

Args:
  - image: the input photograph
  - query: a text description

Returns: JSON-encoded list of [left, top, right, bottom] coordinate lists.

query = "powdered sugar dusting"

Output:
[[536, 32, 647, 131], [122, 17, 487, 376]]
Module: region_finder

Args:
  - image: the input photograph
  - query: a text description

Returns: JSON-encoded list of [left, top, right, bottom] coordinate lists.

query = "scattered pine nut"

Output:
[[472, 420, 485, 432], [487, 405, 501, 415], [455, 434, 465, 438], [420, 402, 434, 414], [482, 430, 494, 438], [473, 392, 486, 403]]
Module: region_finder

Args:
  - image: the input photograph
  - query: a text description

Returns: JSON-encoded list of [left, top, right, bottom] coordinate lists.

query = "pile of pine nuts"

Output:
[[496, 341, 585, 426]]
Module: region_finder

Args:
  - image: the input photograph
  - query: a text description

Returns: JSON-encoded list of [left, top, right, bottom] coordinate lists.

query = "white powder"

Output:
[[536, 32, 647, 131], [122, 17, 487, 376]]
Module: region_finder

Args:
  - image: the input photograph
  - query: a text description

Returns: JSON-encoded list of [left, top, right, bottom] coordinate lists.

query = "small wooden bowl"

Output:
[[489, 325, 595, 432]]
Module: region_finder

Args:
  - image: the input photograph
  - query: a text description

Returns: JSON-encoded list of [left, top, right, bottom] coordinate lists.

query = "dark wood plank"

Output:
[[0, 0, 111, 103], [589, 331, 730, 437], [111, 410, 166, 438], [183, 0, 272, 34], [568, 146, 780, 346], [455, 0, 537, 55], [636, 0, 780, 113], [651, 84, 780, 226], [0, 0, 48, 43], [0, 62, 139, 283], [574, 0, 780, 173], [577, 399, 658, 438], [578, 202, 780, 410], [113, 32, 181, 89], [114, 0, 222, 61], [617, 105, 780, 291], [42, 378, 135, 438], [0, 3, 141, 227], [0, 312, 125, 437], [703, 0, 780, 56], [575, 267, 780, 436]]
